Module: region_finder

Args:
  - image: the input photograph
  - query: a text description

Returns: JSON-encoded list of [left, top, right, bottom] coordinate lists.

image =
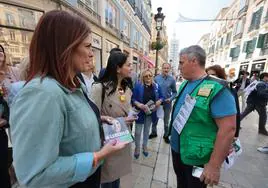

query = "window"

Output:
[[19, 17, 26, 27], [256, 33, 268, 49], [123, 19, 130, 37], [105, 1, 118, 27], [85, 0, 98, 12], [249, 7, 263, 32], [225, 32, 232, 45], [230, 46, 240, 61], [21, 32, 27, 43], [239, 0, 247, 10], [10, 31, 15, 41], [243, 38, 257, 58], [6, 13, 15, 26], [220, 37, 224, 48], [133, 29, 138, 44], [234, 17, 245, 36]]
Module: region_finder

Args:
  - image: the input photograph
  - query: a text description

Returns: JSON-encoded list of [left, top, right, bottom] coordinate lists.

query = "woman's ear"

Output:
[[117, 67, 121, 74]]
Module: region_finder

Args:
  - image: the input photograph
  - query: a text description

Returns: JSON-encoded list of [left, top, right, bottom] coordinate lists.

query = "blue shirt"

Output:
[[170, 79, 237, 153], [10, 77, 101, 187], [155, 74, 177, 101]]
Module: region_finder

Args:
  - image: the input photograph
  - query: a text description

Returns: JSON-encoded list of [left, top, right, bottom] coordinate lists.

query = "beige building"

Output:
[[0, 0, 153, 75], [197, 33, 210, 56], [205, 0, 268, 80]]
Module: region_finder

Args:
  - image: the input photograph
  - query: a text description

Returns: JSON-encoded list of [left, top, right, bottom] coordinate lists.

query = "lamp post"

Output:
[[154, 7, 165, 75]]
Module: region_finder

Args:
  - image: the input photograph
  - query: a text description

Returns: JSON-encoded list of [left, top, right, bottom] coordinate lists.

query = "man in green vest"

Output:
[[170, 45, 237, 188]]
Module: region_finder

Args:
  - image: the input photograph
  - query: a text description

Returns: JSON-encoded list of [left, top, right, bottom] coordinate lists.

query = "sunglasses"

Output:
[[143, 74, 152, 78]]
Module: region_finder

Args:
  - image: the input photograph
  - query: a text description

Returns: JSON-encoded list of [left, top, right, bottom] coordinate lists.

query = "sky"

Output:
[[151, 0, 234, 50]]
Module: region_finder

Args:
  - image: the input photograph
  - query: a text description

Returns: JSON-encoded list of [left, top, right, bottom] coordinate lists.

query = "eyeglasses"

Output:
[[143, 75, 152, 78]]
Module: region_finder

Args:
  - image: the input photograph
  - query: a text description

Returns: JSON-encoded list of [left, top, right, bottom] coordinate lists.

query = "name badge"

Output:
[[197, 88, 211, 97], [173, 94, 196, 134]]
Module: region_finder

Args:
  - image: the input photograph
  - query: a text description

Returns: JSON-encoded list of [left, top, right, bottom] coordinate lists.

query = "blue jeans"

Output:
[[135, 115, 152, 149], [101, 179, 120, 188], [151, 104, 171, 137]]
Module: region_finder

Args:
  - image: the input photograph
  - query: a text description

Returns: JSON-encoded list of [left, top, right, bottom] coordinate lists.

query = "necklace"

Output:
[[118, 87, 126, 102]]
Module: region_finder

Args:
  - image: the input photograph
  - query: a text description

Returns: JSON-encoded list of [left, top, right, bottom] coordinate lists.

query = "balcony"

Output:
[[105, 20, 119, 35], [127, 0, 135, 10], [237, 5, 248, 17], [120, 32, 130, 45], [248, 24, 260, 32], [264, 15, 268, 24], [142, 19, 151, 35], [77, 0, 101, 24], [233, 33, 243, 41], [134, 7, 143, 22]]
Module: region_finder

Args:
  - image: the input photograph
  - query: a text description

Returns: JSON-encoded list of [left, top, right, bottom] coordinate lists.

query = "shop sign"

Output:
[[92, 33, 102, 49]]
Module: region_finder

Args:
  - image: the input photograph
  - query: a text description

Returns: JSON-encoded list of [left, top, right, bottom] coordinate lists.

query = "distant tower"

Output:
[[169, 30, 180, 75]]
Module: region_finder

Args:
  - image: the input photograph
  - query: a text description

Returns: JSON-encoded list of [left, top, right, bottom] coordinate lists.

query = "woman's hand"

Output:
[[95, 140, 127, 160], [124, 116, 138, 124], [155, 100, 162, 108], [101, 116, 114, 124], [138, 103, 149, 113]]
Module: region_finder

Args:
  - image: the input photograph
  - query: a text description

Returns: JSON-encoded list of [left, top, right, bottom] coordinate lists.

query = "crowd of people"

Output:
[[0, 10, 267, 188]]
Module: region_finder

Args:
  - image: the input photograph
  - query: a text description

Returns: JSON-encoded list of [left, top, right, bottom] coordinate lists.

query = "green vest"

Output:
[[172, 76, 227, 166]]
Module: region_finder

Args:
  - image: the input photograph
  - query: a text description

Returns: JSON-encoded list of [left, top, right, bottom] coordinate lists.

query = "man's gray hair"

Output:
[[179, 45, 206, 67]]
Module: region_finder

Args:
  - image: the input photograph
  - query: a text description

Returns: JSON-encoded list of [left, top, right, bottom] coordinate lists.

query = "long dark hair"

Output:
[[0, 44, 7, 70], [27, 10, 91, 89], [99, 52, 129, 96]]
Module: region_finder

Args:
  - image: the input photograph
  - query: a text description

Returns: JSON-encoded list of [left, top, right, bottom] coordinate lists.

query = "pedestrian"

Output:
[[132, 69, 163, 159], [0, 69, 11, 188], [90, 51, 135, 188], [9, 10, 126, 188], [206, 65, 240, 137], [77, 63, 98, 97], [233, 71, 250, 111], [8, 56, 29, 105], [149, 63, 177, 143], [240, 72, 268, 136], [170, 45, 236, 188], [0, 45, 20, 98], [250, 73, 259, 82]]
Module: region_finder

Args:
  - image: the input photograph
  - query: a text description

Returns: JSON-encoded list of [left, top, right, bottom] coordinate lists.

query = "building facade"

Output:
[[206, 0, 268, 81], [197, 33, 210, 55], [169, 32, 180, 76], [0, 0, 153, 75]]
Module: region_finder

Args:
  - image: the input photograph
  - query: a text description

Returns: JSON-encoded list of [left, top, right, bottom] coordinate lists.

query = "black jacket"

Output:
[[0, 95, 9, 128], [247, 81, 268, 106], [233, 78, 250, 91]]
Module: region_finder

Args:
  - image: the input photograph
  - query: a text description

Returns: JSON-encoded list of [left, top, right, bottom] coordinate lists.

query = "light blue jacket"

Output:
[[10, 77, 101, 187]]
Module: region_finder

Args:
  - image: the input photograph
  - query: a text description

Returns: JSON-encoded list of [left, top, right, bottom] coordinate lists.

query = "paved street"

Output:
[[121, 111, 268, 188]]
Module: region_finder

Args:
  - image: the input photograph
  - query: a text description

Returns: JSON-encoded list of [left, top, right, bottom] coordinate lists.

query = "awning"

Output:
[[140, 55, 155, 68]]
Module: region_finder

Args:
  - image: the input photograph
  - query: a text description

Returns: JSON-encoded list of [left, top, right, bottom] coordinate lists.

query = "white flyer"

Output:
[[173, 94, 196, 134]]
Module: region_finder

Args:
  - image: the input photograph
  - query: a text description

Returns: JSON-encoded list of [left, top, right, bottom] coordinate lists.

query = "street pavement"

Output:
[[121, 110, 268, 188]]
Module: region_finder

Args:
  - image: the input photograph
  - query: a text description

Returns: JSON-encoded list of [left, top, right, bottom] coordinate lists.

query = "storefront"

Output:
[[239, 63, 249, 72], [92, 33, 102, 75], [250, 61, 266, 77], [0, 2, 43, 65]]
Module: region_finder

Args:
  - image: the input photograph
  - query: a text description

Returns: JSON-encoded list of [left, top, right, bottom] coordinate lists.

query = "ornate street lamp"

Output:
[[154, 7, 165, 75]]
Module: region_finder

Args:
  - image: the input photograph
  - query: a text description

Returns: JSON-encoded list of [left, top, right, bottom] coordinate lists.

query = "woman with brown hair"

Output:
[[10, 10, 126, 188], [206, 65, 240, 137], [0, 45, 19, 96]]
